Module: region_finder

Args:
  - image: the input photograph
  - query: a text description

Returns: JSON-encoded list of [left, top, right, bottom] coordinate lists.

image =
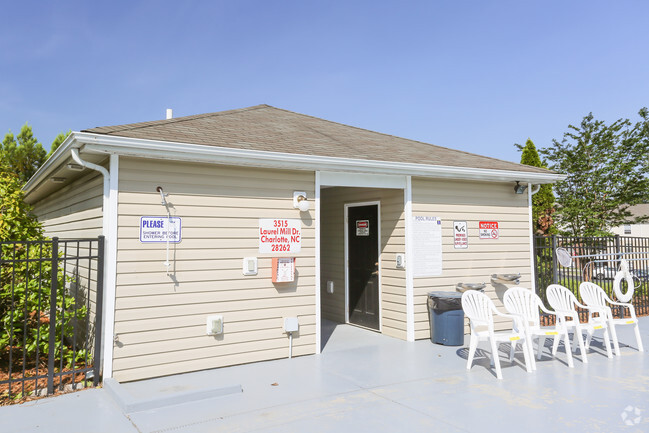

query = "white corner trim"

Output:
[[528, 182, 535, 292], [404, 176, 415, 342], [102, 155, 119, 379], [315, 171, 321, 355]]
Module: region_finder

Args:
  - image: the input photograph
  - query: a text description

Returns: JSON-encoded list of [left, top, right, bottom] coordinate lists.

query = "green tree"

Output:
[[541, 109, 649, 236], [516, 138, 557, 235], [1, 124, 47, 184], [47, 130, 71, 159], [0, 171, 43, 241], [1, 171, 88, 392]]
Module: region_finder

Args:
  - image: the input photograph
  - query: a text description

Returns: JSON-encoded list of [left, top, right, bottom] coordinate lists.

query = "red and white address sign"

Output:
[[259, 219, 302, 253]]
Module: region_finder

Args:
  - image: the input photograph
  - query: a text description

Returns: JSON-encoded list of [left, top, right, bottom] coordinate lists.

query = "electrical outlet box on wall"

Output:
[[206, 315, 224, 335]]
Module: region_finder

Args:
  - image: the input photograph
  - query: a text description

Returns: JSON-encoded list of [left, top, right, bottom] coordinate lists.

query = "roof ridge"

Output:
[[83, 104, 271, 134]]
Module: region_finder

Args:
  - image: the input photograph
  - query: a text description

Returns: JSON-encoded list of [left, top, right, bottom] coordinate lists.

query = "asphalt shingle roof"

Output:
[[83, 104, 552, 174]]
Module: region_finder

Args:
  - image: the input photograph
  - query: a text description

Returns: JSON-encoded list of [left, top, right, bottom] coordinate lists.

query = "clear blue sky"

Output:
[[2, 1, 648, 162]]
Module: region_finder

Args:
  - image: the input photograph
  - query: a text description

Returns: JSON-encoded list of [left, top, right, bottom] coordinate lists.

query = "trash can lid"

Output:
[[427, 291, 463, 299]]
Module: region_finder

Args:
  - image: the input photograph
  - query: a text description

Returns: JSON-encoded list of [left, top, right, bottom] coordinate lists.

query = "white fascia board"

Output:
[[26, 132, 565, 198], [319, 171, 406, 188], [76, 133, 564, 183]]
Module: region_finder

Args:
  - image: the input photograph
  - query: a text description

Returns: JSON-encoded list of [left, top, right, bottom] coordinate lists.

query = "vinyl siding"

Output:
[[30, 171, 105, 357], [320, 187, 406, 339], [113, 158, 316, 382], [31, 172, 104, 239], [412, 178, 532, 339]]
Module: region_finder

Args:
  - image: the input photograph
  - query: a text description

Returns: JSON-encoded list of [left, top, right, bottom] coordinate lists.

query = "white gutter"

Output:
[[25, 132, 564, 200], [77, 133, 563, 180], [70, 148, 117, 380]]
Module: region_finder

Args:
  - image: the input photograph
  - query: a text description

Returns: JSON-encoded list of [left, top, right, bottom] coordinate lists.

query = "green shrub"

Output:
[[1, 171, 88, 370]]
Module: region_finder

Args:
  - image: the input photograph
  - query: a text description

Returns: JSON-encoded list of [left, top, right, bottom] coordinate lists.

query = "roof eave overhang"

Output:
[[23, 132, 565, 198]]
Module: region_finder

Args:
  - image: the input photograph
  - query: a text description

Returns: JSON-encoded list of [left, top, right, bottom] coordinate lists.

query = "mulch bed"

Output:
[[0, 364, 93, 406]]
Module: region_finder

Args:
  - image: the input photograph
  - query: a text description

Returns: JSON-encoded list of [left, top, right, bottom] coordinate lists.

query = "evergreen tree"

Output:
[[47, 130, 71, 159], [1, 124, 47, 184], [516, 139, 557, 235], [0, 170, 44, 241]]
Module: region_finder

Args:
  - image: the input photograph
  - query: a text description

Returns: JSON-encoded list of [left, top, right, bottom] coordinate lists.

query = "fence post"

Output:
[[47, 237, 58, 395], [93, 236, 105, 387]]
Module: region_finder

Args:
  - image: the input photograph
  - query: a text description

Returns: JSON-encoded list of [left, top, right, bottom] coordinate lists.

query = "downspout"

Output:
[[70, 148, 112, 378], [71, 149, 110, 234], [530, 184, 541, 195]]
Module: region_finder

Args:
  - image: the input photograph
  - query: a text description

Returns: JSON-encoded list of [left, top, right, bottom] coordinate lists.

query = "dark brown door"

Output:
[[347, 204, 379, 330]]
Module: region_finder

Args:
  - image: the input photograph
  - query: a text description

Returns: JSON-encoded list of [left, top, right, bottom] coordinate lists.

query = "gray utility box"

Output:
[[427, 291, 464, 346]]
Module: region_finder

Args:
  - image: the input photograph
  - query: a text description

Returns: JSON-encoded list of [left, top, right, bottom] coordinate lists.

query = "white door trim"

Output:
[[344, 201, 382, 331]]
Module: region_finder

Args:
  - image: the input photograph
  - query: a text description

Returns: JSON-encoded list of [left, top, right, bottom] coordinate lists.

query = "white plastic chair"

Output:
[[461, 290, 533, 379], [503, 287, 573, 368], [579, 281, 644, 355], [546, 284, 613, 362]]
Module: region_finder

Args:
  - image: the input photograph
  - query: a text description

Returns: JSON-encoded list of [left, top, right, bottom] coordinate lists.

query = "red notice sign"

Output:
[[479, 221, 499, 239]]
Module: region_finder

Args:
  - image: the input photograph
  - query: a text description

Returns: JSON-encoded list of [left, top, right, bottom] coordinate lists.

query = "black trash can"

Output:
[[427, 291, 464, 346]]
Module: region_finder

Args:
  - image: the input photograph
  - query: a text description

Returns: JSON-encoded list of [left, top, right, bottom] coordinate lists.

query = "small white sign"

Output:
[[453, 221, 468, 249], [356, 220, 369, 236], [259, 219, 302, 254], [275, 257, 295, 282], [140, 216, 182, 243]]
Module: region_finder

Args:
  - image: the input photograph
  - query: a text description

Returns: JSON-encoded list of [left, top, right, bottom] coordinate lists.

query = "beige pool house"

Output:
[[23, 105, 562, 382]]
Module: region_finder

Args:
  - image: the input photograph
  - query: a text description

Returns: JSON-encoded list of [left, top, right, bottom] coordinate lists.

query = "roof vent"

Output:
[[166, 108, 173, 120]]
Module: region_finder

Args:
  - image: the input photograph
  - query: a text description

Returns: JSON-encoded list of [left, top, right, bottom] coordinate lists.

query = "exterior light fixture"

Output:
[[293, 191, 310, 212], [66, 163, 84, 171], [50, 177, 67, 183], [514, 181, 527, 194]]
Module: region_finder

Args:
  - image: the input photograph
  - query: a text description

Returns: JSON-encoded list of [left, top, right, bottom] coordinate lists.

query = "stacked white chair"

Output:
[[503, 287, 574, 368], [461, 290, 533, 379], [546, 284, 613, 362], [579, 281, 644, 355]]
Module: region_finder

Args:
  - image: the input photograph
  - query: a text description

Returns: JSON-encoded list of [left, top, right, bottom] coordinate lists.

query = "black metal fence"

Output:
[[0, 237, 104, 403], [534, 235, 649, 323]]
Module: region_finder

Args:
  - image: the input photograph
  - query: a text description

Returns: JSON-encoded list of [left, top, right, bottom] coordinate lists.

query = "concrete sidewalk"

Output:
[[2, 318, 648, 432]]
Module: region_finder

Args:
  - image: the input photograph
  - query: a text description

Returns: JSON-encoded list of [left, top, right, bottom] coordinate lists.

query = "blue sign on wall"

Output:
[[140, 216, 182, 243]]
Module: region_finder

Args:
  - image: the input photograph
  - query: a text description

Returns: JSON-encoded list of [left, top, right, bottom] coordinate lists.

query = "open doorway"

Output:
[[345, 202, 380, 330], [318, 184, 407, 352]]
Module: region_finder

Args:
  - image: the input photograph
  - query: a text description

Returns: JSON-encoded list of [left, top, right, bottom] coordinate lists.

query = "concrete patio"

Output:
[[2, 318, 648, 432]]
